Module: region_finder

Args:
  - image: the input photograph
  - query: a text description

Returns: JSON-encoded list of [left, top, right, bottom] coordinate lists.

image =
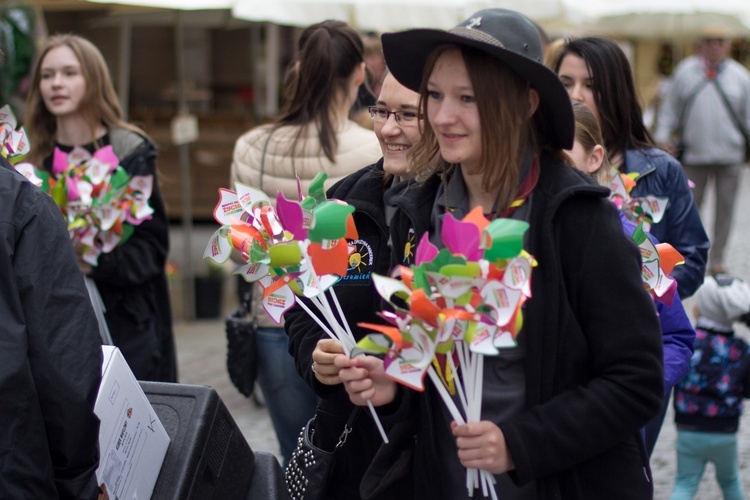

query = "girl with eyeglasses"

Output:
[[284, 70, 423, 498]]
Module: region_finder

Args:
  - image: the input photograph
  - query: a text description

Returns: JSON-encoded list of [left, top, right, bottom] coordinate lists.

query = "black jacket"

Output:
[[376, 154, 664, 499], [0, 162, 102, 499], [285, 160, 395, 499], [44, 128, 177, 382]]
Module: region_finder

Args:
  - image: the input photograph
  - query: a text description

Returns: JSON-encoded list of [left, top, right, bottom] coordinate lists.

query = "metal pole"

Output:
[[266, 22, 280, 117], [175, 11, 195, 320], [118, 21, 132, 121], [251, 23, 263, 123]]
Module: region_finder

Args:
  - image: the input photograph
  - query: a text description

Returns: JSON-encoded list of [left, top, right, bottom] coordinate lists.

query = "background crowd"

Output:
[[2, 3, 750, 499]]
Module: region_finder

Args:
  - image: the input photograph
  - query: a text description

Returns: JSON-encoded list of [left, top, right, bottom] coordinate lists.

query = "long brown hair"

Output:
[[275, 20, 364, 163], [25, 34, 144, 165], [409, 45, 538, 213]]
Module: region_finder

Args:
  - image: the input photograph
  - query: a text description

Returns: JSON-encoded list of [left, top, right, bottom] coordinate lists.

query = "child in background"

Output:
[[571, 101, 695, 455], [671, 275, 750, 500]]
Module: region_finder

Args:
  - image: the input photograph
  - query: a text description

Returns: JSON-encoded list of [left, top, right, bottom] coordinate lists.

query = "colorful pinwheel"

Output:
[[0, 105, 30, 165], [203, 173, 389, 442], [46, 146, 154, 266], [14, 136, 154, 266], [603, 166, 668, 232], [632, 221, 684, 306]]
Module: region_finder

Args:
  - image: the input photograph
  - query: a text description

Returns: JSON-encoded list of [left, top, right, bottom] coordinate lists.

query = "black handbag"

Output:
[[225, 125, 274, 398], [225, 289, 258, 398], [285, 407, 360, 500]]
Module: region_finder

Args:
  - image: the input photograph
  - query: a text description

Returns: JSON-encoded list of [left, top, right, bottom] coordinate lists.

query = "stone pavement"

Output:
[[170, 168, 750, 498]]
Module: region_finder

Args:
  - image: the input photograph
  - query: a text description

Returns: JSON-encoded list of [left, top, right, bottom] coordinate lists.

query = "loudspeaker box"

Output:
[[139, 382, 255, 499]]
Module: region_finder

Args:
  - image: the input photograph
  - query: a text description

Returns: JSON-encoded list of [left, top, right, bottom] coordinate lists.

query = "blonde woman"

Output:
[[26, 34, 176, 383]]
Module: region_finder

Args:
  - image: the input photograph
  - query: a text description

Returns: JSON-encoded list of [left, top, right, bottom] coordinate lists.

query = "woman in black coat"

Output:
[[284, 72, 422, 498], [25, 34, 177, 382], [337, 9, 663, 499]]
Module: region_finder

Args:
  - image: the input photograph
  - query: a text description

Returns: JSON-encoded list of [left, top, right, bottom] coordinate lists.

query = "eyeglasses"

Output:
[[702, 38, 729, 45], [368, 106, 421, 125]]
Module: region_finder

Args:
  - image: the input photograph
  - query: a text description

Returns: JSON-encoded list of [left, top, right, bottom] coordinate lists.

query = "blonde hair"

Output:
[[572, 101, 609, 184], [543, 38, 565, 70], [25, 34, 144, 165]]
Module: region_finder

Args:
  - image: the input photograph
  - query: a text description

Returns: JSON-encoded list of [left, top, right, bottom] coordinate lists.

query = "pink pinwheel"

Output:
[[30, 145, 154, 266]]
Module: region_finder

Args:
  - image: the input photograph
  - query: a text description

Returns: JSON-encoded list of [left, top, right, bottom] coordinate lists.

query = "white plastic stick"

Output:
[[447, 350, 469, 414], [427, 366, 465, 424], [295, 299, 339, 342], [312, 294, 356, 352], [308, 293, 389, 443]]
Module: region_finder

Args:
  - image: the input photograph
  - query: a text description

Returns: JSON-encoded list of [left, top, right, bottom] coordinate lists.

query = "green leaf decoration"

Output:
[[308, 201, 354, 242], [119, 223, 134, 245], [483, 219, 529, 261]]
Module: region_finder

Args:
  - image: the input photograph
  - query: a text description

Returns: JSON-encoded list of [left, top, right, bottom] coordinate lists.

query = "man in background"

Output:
[[655, 26, 750, 275]]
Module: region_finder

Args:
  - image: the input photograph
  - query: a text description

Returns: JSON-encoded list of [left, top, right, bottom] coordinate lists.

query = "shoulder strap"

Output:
[[258, 126, 276, 191], [711, 79, 750, 144], [677, 79, 710, 137], [335, 407, 362, 449]]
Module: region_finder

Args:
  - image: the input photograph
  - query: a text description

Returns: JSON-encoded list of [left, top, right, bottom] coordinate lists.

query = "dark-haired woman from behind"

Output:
[[230, 19, 381, 467]]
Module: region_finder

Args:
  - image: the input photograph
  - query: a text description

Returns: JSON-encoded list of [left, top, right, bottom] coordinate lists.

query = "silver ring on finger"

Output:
[[312, 361, 317, 374]]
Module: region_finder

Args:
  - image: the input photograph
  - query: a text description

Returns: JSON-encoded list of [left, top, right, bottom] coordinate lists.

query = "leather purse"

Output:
[[285, 407, 360, 500]]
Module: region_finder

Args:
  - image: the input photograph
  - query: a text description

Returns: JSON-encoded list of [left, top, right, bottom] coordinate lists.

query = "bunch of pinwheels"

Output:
[[203, 172, 388, 442], [603, 166, 668, 232], [631, 221, 684, 306], [353, 207, 534, 500], [1, 105, 30, 166], [13, 127, 153, 267], [40, 145, 154, 266]]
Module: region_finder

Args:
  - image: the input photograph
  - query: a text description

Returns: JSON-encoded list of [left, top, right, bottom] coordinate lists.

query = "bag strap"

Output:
[[244, 126, 276, 324], [258, 125, 277, 191], [335, 407, 362, 449], [677, 78, 710, 143], [711, 78, 750, 146], [239, 288, 253, 314]]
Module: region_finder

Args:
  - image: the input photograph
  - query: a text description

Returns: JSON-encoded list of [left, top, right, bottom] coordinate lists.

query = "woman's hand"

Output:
[[451, 421, 515, 474], [311, 338, 345, 385], [335, 354, 397, 407], [98, 484, 109, 500]]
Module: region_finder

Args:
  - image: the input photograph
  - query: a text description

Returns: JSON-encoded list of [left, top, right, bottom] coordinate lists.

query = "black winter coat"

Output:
[[285, 160, 398, 499], [374, 154, 664, 499], [0, 162, 102, 499]]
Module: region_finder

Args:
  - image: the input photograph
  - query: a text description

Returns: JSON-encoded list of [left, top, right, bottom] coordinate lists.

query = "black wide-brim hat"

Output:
[[382, 8, 574, 150]]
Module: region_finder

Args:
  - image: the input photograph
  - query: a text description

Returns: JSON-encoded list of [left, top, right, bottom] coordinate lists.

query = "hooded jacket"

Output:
[[0, 162, 102, 499], [373, 154, 664, 499]]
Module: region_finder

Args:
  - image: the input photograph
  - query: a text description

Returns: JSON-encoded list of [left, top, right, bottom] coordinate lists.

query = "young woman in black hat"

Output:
[[337, 9, 663, 499], [283, 71, 422, 499]]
